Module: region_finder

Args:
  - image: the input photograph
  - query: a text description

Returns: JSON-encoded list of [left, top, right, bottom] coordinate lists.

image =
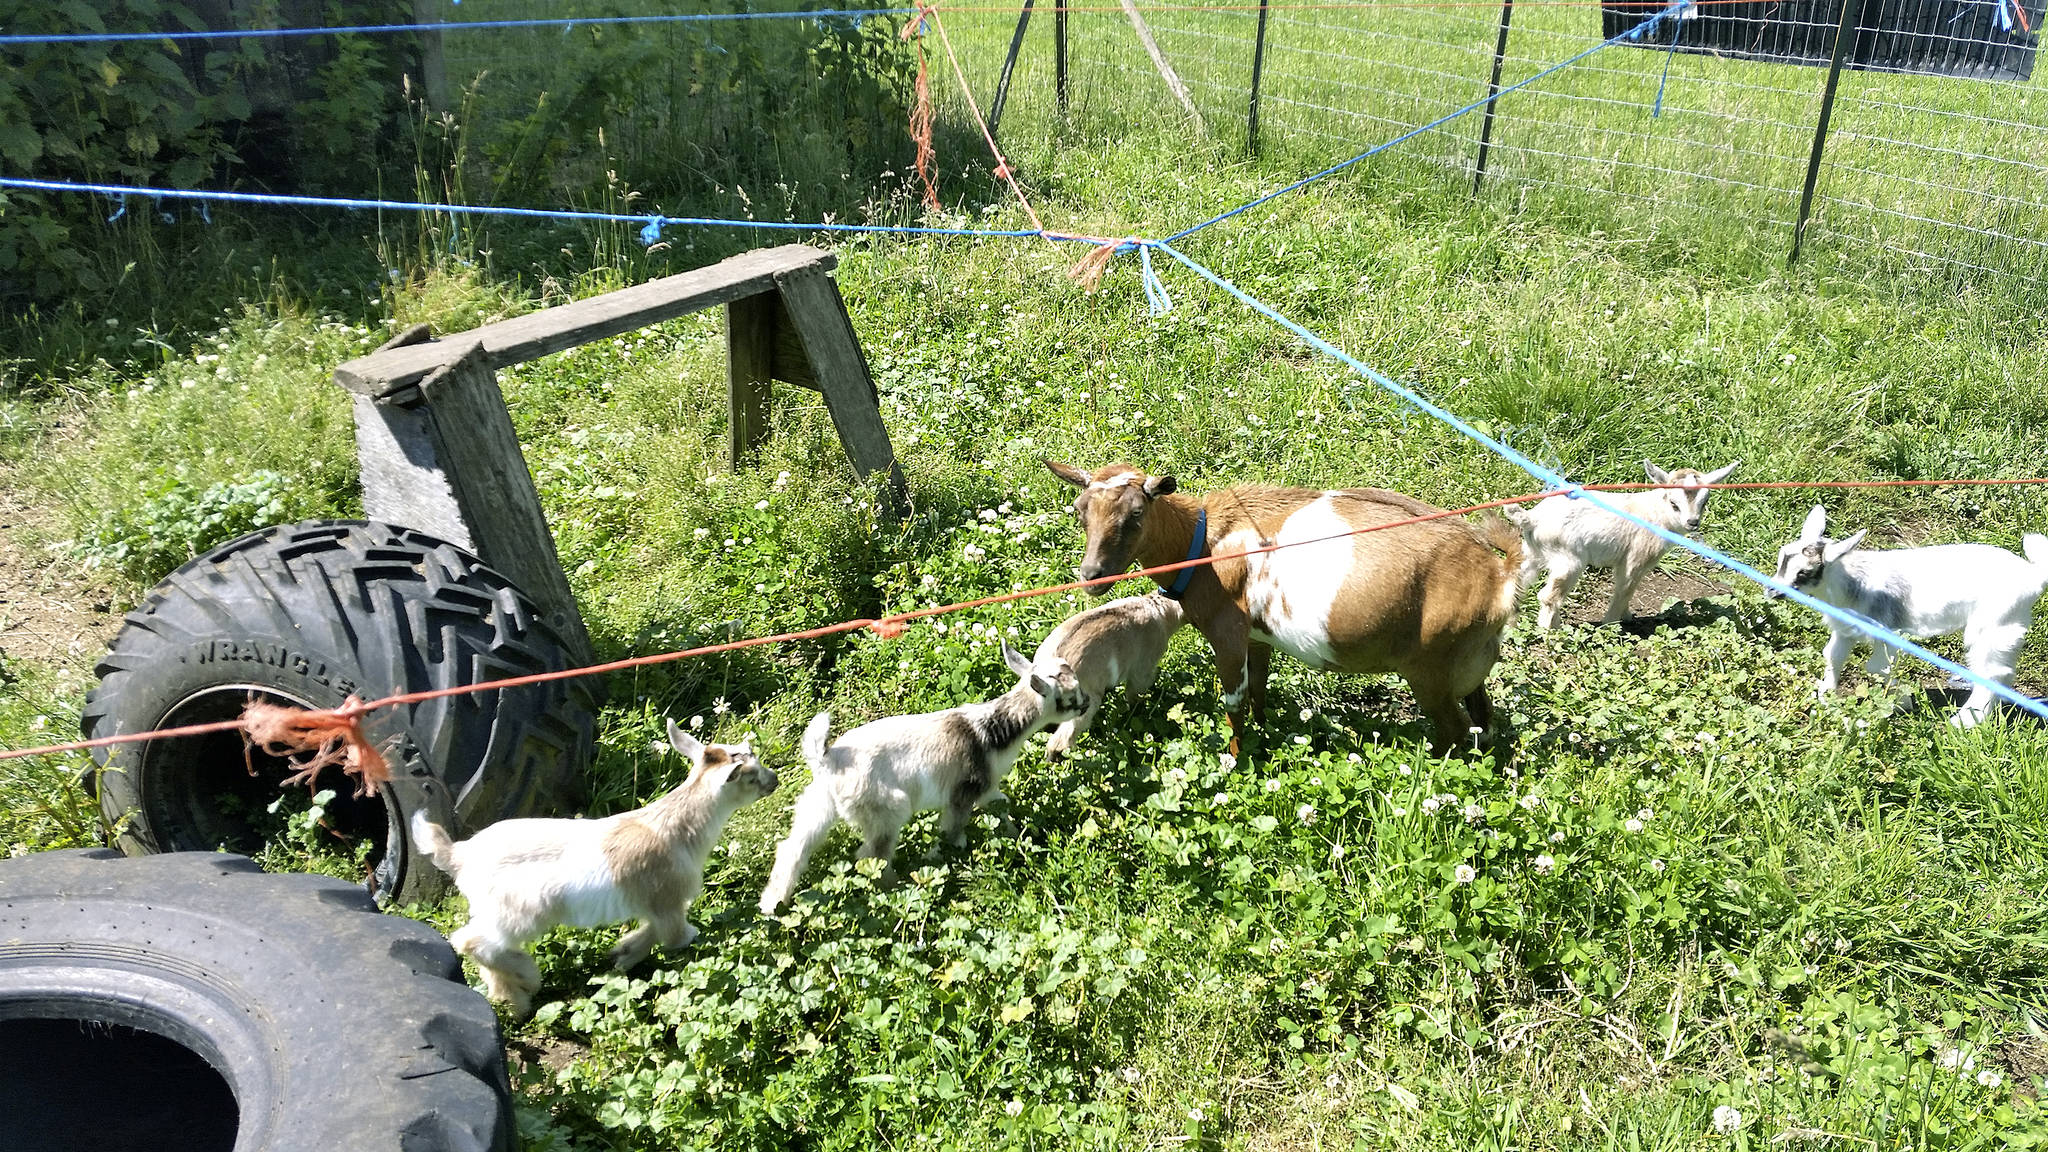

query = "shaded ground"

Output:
[[0, 487, 117, 673]]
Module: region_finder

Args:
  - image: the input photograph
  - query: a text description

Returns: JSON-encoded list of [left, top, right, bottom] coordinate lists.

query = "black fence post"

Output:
[[1055, 0, 1069, 117], [1471, 0, 1516, 196], [989, 0, 1038, 143], [1247, 0, 1273, 155], [1789, 0, 1870, 265]]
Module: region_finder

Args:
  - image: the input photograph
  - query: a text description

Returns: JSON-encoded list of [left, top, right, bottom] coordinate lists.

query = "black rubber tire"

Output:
[[0, 848, 514, 1152], [80, 520, 598, 903]]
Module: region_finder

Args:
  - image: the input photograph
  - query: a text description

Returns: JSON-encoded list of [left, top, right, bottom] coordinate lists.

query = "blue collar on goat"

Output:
[[1163, 508, 1207, 601]]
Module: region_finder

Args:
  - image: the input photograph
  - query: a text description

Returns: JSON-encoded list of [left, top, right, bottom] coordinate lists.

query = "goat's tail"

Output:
[[2026, 533, 2048, 577], [1473, 511, 1528, 618], [409, 810, 459, 876], [801, 711, 833, 775]]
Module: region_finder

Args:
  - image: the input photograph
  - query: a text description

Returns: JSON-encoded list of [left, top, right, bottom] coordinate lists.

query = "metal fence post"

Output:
[[988, 0, 1038, 143], [1055, 0, 1069, 117], [1247, 0, 1273, 155], [1471, 0, 1516, 196], [1789, 0, 1871, 265]]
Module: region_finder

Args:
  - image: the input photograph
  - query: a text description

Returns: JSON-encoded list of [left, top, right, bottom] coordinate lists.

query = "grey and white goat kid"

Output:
[[1036, 593, 1184, 761], [1771, 504, 2048, 728], [1515, 459, 1740, 630], [413, 721, 778, 1016], [758, 639, 1089, 914]]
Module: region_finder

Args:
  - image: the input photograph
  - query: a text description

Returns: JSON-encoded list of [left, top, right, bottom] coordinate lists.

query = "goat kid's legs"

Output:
[[1536, 561, 1585, 632], [1953, 623, 2028, 728], [451, 924, 543, 1017], [610, 911, 694, 972], [1601, 559, 1651, 625], [759, 785, 842, 914], [1816, 626, 1856, 700]]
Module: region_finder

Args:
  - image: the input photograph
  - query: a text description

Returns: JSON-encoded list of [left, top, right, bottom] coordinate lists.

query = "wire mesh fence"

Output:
[[946, 0, 2044, 299]]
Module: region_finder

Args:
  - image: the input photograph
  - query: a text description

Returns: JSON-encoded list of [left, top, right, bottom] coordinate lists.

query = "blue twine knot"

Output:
[[640, 216, 669, 246], [1136, 243, 1173, 316], [105, 196, 126, 224]]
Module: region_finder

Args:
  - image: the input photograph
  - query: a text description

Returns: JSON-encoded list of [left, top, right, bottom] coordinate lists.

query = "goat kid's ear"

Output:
[[1823, 529, 1866, 564], [1045, 459, 1092, 489], [1705, 459, 1741, 484], [1643, 460, 1672, 485], [1142, 473, 1177, 498], [667, 718, 706, 766], [1800, 504, 1829, 543], [1000, 637, 1034, 679]]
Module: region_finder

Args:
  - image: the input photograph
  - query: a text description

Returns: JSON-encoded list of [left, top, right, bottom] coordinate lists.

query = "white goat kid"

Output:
[[758, 639, 1089, 914], [1035, 593, 1184, 761], [413, 722, 778, 1016], [1771, 504, 2048, 728], [1516, 459, 1740, 630]]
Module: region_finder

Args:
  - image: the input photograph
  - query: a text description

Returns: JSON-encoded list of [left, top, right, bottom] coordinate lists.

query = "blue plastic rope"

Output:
[[1164, 0, 1688, 244], [1153, 240, 2048, 724], [0, 8, 919, 46], [0, 177, 1078, 244], [1653, 3, 1690, 118], [1136, 242, 1173, 315]]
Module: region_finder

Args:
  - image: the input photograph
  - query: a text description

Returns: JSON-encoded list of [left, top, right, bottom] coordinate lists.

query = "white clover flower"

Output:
[[1519, 793, 1544, 811], [1264, 779, 1282, 793], [1167, 767, 1188, 785], [1421, 797, 1442, 815], [1330, 843, 1344, 859], [1978, 1069, 2003, 1088], [1297, 803, 1317, 825], [1120, 1066, 1142, 1085], [693, 526, 710, 539], [1188, 1107, 1206, 1122], [1532, 854, 1555, 875], [1453, 864, 1476, 884], [689, 715, 704, 729], [1005, 1099, 1025, 1117], [713, 697, 731, 716], [1308, 776, 1322, 787], [774, 470, 791, 487], [1636, 807, 1655, 822], [1299, 707, 1314, 721], [964, 543, 987, 560], [1218, 752, 1237, 772], [1550, 831, 1567, 844], [1711, 1105, 1742, 1134], [979, 509, 998, 521], [1391, 806, 1407, 817], [1268, 938, 1285, 954], [1462, 803, 1485, 825], [1213, 792, 1230, 805], [1938, 1047, 1967, 1070], [1649, 858, 1666, 873], [1398, 763, 1412, 776], [1292, 735, 1310, 746], [754, 499, 771, 511], [1625, 818, 1644, 834], [1347, 752, 1361, 763]]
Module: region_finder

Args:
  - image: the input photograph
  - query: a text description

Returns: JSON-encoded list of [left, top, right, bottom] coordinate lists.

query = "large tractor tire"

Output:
[[81, 520, 598, 904], [0, 848, 514, 1152]]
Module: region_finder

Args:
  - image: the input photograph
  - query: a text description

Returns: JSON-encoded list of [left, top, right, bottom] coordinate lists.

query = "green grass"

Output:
[[4, 12, 2048, 1151]]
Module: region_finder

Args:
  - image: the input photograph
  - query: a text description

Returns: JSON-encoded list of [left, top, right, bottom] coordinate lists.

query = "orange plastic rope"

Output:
[[9, 473, 2048, 767]]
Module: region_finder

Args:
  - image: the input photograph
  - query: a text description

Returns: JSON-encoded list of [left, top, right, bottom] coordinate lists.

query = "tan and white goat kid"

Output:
[[1770, 504, 2048, 728], [413, 721, 778, 1015], [758, 639, 1089, 913], [1035, 592, 1185, 761], [1514, 459, 1740, 630]]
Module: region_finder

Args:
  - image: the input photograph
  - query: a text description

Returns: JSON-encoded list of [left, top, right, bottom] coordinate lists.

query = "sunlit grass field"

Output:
[[4, 4, 2048, 1148]]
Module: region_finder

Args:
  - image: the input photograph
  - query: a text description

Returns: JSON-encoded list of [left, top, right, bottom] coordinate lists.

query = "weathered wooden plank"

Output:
[[768, 291, 818, 390], [416, 343, 594, 661], [726, 294, 776, 466], [1119, 0, 1206, 133], [352, 395, 474, 549], [773, 265, 908, 516], [335, 245, 837, 396]]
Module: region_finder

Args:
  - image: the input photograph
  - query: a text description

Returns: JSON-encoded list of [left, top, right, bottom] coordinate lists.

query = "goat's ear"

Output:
[[667, 718, 705, 765], [1799, 505, 1829, 543], [1142, 473, 1177, 498], [1000, 637, 1034, 679], [1704, 459, 1741, 484], [1823, 529, 1866, 564], [1643, 460, 1672, 485], [1045, 459, 1092, 489]]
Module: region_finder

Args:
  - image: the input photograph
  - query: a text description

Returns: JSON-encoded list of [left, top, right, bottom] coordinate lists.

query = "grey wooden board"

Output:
[[353, 395, 475, 550], [774, 265, 908, 511], [726, 294, 776, 465], [334, 244, 837, 397], [413, 344, 594, 661]]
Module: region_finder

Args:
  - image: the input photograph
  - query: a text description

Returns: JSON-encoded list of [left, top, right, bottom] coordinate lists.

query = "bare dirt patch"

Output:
[[0, 486, 119, 673], [1560, 565, 1740, 630]]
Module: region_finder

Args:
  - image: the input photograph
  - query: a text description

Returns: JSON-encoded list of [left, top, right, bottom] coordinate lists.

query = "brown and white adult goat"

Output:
[[1046, 461, 1523, 757]]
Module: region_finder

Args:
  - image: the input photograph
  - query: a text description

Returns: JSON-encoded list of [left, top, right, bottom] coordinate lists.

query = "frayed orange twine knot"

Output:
[[903, 6, 941, 213], [241, 695, 392, 797], [1067, 237, 1139, 291], [868, 618, 909, 639]]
